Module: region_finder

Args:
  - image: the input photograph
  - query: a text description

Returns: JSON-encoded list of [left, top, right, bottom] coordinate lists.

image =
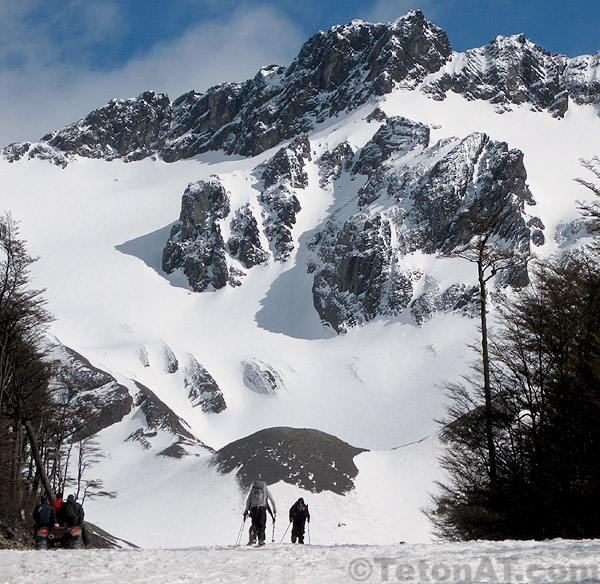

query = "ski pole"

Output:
[[308, 521, 311, 544], [279, 522, 291, 543], [272, 518, 276, 543], [235, 516, 246, 546]]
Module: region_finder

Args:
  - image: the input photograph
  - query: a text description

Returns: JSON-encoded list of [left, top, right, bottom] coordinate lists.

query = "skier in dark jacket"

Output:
[[248, 501, 274, 545], [244, 478, 276, 546], [33, 497, 57, 529], [289, 497, 310, 544]]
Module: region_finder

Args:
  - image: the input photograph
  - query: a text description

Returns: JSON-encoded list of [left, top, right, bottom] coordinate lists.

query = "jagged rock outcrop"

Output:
[[226, 205, 270, 269], [5, 11, 452, 164], [42, 91, 171, 161], [4, 12, 600, 167], [424, 34, 568, 115], [318, 141, 354, 187], [424, 34, 600, 117], [163, 136, 310, 289], [162, 177, 231, 292], [309, 116, 544, 332], [158, 10, 451, 160], [258, 135, 308, 260], [211, 427, 367, 494], [242, 360, 284, 396], [184, 355, 226, 413], [129, 381, 213, 457], [411, 278, 479, 325], [46, 341, 133, 439]]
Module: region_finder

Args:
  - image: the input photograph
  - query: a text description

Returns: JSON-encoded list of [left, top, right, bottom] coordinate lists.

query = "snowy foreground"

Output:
[[2, 540, 600, 584]]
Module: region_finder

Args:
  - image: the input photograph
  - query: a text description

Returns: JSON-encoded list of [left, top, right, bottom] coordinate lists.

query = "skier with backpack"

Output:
[[289, 497, 310, 544], [244, 478, 276, 546]]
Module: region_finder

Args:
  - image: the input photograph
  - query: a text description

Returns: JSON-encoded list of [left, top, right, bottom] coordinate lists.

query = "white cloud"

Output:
[[364, 0, 442, 24], [0, 4, 303, 145]]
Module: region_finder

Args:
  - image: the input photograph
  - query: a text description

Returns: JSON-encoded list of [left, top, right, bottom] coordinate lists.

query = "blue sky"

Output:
[[1, 0, 599, 145]]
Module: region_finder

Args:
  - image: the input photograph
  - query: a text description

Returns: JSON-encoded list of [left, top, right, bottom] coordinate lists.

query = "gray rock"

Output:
[[317, 141, 354, 187], [184, 355, 226, 414], [46, 341, 133, 440], [258, 135, 309, 261], [162, 178, 231, 291], [129, 381, 213, 456], [309, 119, 542, 332], [226, 205, 270, 269], [42, 91, 172, 161], [211, 426, 367, 494], [242, 360, 284, 396], [18, 11, 452, 163]]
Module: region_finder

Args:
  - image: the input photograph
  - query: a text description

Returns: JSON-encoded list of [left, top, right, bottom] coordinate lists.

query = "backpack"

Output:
[[63, 500, 78, 524], [249, 481, 267, 508]]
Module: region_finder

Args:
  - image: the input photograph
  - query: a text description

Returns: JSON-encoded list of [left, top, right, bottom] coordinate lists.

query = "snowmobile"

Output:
[[35, 524, 84, 550]]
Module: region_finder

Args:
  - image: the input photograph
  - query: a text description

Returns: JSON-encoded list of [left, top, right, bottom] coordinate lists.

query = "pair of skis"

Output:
[[235, 516, 276, 547]]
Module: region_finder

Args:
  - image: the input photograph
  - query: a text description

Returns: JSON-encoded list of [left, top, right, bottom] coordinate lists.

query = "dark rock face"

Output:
[[4, 13, 600, 167], [424, 34, 600, 118], [226, 205, 270, 269], [309, 116, 543, 332], [42, 91, 172, 161], [11, 11, 451, 163], [424, 35, 569, 116], [129, 381, 213, 457], [318, 142, 355, 186], [82, 522, 138, 549], [258, 135, 308, 261], [184, 355, 226, 413], [163, 135, 310, 290], [162, 178, 231, 292], [47, 342, 133, 439], [2, 142, 70, 167], [211, 427, 367, 494]]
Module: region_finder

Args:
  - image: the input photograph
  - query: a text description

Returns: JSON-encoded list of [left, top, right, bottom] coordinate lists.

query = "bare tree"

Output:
[[576, 157, 600, 235], [442, 203, 523, 485], [0, 214, 55, 503]]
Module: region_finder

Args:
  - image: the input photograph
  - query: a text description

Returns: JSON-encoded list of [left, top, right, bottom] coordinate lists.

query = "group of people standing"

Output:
[[32, 492, 85, 530], [243, 478, 310, 546]]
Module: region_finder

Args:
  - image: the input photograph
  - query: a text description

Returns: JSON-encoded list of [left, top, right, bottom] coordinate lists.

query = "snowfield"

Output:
[[2, 539, 600, 583], [2, 63, 600, 550]]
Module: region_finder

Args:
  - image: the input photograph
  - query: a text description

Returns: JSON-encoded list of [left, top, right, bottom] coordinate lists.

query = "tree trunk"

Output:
[[478, 253, 497, 486], [23, 419, 55, 502]]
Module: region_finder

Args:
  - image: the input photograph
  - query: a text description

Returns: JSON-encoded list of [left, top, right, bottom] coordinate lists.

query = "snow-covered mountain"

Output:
[[2, 10, 600, 548]]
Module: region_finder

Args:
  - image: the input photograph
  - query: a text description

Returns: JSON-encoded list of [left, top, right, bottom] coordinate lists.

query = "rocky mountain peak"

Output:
[[3, 12, 454, 165], [5, 11, 600, 167]]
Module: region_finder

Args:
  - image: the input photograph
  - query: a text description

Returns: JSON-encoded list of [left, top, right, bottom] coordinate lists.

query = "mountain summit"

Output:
[[5, 11, 600, 168]]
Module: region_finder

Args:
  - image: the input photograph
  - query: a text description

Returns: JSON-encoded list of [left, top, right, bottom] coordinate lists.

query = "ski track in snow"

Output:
[[2, 540, 600, 583]]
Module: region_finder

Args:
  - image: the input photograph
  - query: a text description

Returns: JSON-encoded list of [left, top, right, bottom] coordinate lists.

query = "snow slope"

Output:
[[3, 539, 600, 583], [2, 84, 599, 547]]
